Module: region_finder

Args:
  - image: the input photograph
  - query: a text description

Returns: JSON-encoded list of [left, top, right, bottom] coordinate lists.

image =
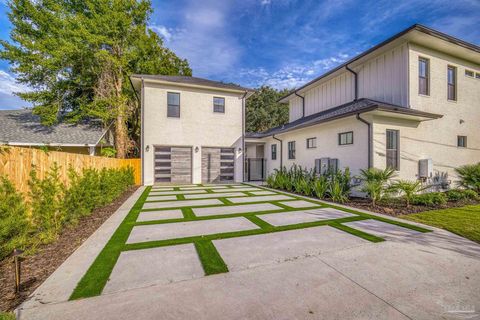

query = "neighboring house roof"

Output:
[[0, 109, 109, 146], [279, 24, 480, 103], [131, 74, 254, 93], [245, 98, 443, 138]]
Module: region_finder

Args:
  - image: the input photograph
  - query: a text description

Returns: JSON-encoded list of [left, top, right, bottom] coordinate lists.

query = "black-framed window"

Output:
[[447, 66, 457, 101], [338, 131, 353, 145], [386, 129, 399, 170], [167, 92, 180, 117], [419, 57, 429, 95], [213, 97, 225, 113], [457, 136, 467, 148], [271, 144, 277, 160], [465, 70, 474, 77], [306, 137, 316, 149], [288, 141, 295, 159]]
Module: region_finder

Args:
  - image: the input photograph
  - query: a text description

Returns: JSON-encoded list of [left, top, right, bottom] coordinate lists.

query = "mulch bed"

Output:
[[0, 186, 139, 312], [345, 197, 480, 217]]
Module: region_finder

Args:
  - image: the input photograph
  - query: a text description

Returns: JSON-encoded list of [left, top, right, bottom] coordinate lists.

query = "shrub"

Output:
[[328, 179, 348, 203], [313, 175, 328, 199], [0, 176, 29, 260], [359, 167, 396, 206], [390, 180, 428, 207], [445, 189, 478, 202], [455, 163, 480, 193], [411, 192, 447, 206]]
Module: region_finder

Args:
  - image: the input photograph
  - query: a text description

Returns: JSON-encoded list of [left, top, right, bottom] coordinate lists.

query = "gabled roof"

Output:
[[0, 109, 109, 146], [279, 24, 480, 103], [131, 74, 254, 93], [245, 98, 442, 138]]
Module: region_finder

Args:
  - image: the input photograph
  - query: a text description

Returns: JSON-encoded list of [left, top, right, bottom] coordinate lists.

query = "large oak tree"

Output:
[[0, 0, 191, 158], [246, 86, 289, 133]]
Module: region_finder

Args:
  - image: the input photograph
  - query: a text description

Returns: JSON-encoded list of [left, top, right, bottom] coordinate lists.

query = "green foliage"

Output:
[[0, 312, 16, 320], [411, 192, 447, 207], [445, 189, 478, 202], [246, 86, 289, 133], [389, 180, 428, 207], [455, 163, 480, 193], [329, 179, 348, 203], [100, 147, 117, 158], [313, 176, 328, 199], [28, 164, 66, 242], [359, 167, 397, 206], [0, 176, 29, 260]]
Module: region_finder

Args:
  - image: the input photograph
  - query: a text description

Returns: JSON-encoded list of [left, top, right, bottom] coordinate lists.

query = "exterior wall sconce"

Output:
[[195, 146, 199, 153], [145, 145, 149, 152], [238, 147, 242, 153]]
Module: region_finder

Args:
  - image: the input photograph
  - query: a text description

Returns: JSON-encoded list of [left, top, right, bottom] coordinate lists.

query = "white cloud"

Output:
[[149, 25, 173, 42], [0, 70, 28, 96]]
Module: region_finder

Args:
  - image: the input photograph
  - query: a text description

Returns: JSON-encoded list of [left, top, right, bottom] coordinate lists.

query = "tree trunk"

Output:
[[115, 111, 128, 158]]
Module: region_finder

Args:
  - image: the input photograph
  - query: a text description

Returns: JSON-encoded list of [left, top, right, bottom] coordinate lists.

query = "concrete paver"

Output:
[[142, 198, 222, 210], [259, 208, 355, 226], [228, 194, 293, 203], [279, 200, 322, 208], [344, 219, 422, 239], [193, 203, 281, 217], [137, 209, 184, 222]]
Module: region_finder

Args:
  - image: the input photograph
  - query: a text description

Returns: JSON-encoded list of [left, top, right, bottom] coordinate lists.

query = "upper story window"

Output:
[[213, 97, 225, 113], [457, 136, 467, 148], [306, 137, 316, 149], [167, 92, 180, 117], [465, 70, 475, 77], [338, 131, 353, 145], [288, 141, 295, 159], [418, 57, 429, 95], [271, 144, 277, 160], [447, 66, 457, 101]]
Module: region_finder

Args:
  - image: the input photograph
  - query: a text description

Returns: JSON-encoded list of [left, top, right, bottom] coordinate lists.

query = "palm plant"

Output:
[[328, 178, 348, 203], [389, 179, 428, 207], [313, 175, 328, 199], [455, 163, 480, 193], [359, 167, 396, 206]]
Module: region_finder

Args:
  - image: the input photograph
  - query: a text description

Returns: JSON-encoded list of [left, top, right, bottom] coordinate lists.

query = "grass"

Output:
[[401, 204, 480, 243], [0, 312, 15, 320], [69, 183, 430, 300]]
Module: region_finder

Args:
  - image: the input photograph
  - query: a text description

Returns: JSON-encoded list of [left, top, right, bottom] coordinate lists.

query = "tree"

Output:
[[246, 86, 289, 133], [0, 0, 191, 158], [359, 167, 396, 206]]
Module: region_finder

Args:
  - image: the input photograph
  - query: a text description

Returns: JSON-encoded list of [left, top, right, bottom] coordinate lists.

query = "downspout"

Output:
[[272, 134, 283, 169], [294, 91, 305, 118], [356, 113, 372, 168], [345, 65, 358, 101], [241, 91, 248, 182]]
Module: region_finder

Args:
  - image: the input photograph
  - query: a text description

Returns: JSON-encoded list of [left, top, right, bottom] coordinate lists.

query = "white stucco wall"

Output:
[[142, 82, 245, 185]]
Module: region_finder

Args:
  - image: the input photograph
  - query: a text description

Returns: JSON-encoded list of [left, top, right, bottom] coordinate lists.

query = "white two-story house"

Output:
[[246, 24, 480, 187], [130, 75, 253, 185]]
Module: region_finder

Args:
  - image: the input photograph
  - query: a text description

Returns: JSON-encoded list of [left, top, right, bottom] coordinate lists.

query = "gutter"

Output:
[[294, 91, 305, 118], [241, 90, 248, 182], [272, 134, 283, 169], [345, 65, 358, 101], [356, 113, 372, 168]]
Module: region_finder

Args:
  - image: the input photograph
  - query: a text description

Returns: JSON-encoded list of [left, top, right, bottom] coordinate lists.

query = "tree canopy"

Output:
[[246, 86, 289, 133], [0, 0, 191, 158]]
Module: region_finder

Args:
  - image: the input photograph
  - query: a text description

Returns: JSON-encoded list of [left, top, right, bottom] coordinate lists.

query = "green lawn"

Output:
[[401, 205, 480, 243]]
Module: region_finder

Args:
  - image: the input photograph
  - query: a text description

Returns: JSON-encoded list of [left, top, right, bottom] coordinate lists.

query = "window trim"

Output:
[[418, 57, 430, 96], [457, 135, 467, 148], [287, 141, 296, 160], [167, 92, 180, 118], [386, 129, 400, 171], [306, 137, 317, 149], [213, 96, 225, 113], [447, 65, 457, 101], [271, 144, 277, 160], [338, 131, 354, 146], [465, 70, 475, 78]]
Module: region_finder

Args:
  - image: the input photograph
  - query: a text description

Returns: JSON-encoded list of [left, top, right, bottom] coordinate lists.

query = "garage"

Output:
[[201, 147, 235, 183], [154, 146, 192, 184]]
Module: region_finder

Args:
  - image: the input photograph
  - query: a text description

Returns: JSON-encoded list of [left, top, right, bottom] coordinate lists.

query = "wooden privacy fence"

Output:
[[0, 146, 141, 194]]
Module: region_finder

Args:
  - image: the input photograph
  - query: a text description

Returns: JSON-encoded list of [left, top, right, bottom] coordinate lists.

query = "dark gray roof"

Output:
[[0, 109, 108, 146], [245, 98, 442, 138], [131, 74, 254, 92]]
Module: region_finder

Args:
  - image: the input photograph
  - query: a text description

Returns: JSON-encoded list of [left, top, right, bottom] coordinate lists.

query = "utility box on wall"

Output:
[[418, 158, 433, 179]]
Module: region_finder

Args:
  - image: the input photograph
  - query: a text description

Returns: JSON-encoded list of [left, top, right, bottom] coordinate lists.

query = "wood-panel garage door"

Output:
[[202, 147, 235, 183], [154, 146, 192, 184]]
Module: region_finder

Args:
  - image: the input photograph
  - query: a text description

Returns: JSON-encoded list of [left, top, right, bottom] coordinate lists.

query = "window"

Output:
[[288, 141, 295, 159], [447, 66, 457, 101], [338, 131, 353, 145], [167, 92, 180, 117], [465, 70, 474, 77], [457, 136, 467, 148], [271, 144, 277, 160], [306, 137, 316, 149], [213, 97, 225, 113], [386, 129, 399, 170], [418, 58, 429, 95]]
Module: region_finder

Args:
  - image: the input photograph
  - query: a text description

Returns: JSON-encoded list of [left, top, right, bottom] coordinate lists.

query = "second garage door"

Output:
[[154, 146, 192, 184], [202, 147, 235, 183]]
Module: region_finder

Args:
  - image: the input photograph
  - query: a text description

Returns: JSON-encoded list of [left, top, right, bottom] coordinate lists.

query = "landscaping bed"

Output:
[[0, 186, 138, 312]]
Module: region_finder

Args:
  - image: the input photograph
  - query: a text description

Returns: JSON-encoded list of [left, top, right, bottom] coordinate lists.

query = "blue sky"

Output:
[[1, 0, 480, 109]]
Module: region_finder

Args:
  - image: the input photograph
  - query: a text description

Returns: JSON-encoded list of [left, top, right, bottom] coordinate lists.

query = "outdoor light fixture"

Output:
[[13, 248, 24, 293], [145, 145, 150, 152], [195, 146, 199, 153], [238, 147, 242, 153]]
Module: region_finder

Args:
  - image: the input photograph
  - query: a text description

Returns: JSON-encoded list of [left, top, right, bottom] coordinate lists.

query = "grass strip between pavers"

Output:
[[194, 240, 229, 275], [329, 222, 385, 243], [69, 186, 152, 300]]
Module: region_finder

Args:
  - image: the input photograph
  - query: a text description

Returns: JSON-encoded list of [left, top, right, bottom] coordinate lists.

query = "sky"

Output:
[[1, 0, 480, 110]]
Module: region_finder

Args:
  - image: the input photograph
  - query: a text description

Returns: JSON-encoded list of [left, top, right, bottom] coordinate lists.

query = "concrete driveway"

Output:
[[18, 184, 480, 320]]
